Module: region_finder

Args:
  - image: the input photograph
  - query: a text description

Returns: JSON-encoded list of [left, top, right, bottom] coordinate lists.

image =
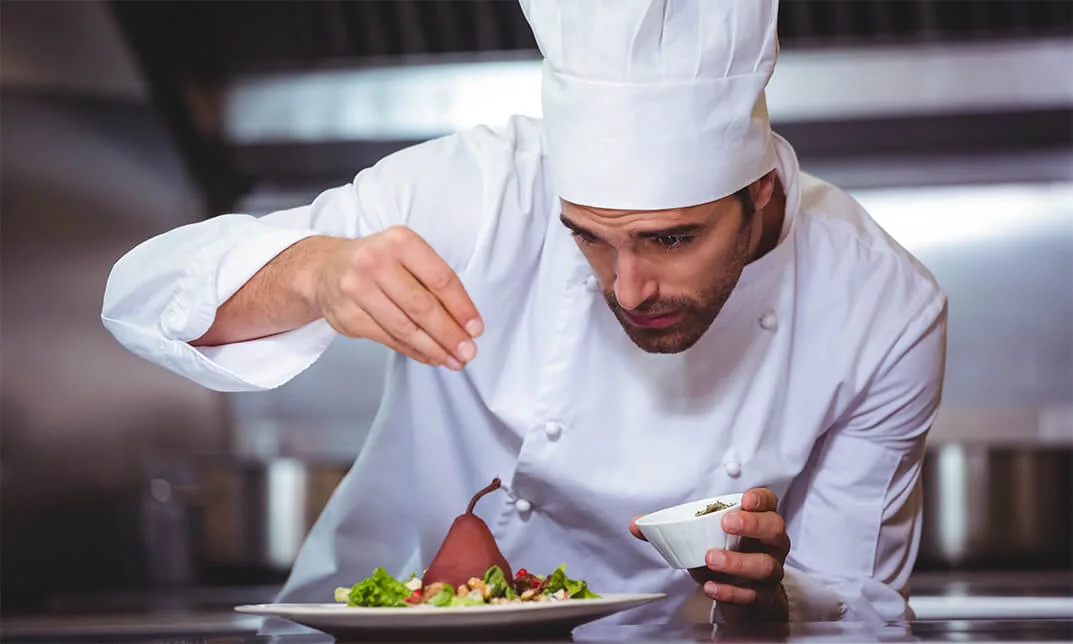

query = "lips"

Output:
[[621, 309, 682, 329]]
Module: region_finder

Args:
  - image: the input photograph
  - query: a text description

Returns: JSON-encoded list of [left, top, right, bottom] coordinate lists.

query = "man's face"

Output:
[[560, 186, 763, 354]]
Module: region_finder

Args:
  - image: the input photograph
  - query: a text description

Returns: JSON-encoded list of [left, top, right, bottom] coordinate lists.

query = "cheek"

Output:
[[577, 243, 616, 279], [660, 240, 745, 294]]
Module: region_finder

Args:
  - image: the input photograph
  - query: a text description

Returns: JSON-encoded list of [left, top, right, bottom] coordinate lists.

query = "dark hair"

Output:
[[735, 186, 754, 216]]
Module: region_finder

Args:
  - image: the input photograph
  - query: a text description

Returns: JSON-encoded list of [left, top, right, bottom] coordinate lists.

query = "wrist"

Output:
[[287, 235, 345, 317]]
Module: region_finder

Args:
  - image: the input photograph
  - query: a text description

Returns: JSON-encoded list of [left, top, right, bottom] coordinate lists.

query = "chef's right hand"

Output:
[[313, 225, 483, 370]]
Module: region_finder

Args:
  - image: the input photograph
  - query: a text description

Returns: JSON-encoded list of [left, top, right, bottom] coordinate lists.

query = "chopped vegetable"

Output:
[[340, 566, 413, 607], [543, 564, 600, 599], [333, 563, 599, 608], [482, 565, 519, 600]]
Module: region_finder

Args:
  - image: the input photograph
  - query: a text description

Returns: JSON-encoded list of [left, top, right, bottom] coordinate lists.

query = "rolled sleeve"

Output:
[[102, 125, 504, 393], [102, 216, 330, 391], [101, 180, 369, 392]]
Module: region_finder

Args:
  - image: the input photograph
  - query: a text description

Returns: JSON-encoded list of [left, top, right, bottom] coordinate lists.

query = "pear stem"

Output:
[[466, 477, 502, 514]]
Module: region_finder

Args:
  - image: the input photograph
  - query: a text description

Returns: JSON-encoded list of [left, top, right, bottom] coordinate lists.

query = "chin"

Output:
[[620, 325, 708, 354]]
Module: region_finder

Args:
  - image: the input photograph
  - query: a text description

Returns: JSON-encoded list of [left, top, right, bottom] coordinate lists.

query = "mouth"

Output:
[[621, 309, 683, 329]]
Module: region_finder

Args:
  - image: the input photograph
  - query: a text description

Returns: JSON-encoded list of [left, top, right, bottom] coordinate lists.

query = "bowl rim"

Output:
[[634, 492, 745, 528]]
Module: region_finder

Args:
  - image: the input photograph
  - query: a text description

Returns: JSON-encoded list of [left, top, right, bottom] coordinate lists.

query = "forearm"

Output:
[[191, 235, 343, 347]]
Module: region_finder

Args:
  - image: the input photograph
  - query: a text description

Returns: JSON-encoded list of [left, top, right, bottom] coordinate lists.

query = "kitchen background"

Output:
[[2, 0, 1071, 622]]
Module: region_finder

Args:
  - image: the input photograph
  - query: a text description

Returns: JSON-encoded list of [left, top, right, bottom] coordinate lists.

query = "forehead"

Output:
[[561, 200, 709, 224], [560, 199, 724, 235]]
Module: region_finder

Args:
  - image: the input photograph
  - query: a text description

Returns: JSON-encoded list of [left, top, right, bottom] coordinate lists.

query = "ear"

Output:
[[748, 170, 777, 212]]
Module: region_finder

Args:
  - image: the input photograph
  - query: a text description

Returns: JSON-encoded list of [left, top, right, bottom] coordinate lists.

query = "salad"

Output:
[[334, 564, 600, 608]]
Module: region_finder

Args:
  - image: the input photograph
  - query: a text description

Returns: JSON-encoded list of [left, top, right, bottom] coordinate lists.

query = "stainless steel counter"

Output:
[[3, 618, 1073, 644], [5, 572, 1071, 643]]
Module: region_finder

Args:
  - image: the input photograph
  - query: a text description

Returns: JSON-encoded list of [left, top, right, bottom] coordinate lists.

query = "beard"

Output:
[[603, 216, 755, 354]]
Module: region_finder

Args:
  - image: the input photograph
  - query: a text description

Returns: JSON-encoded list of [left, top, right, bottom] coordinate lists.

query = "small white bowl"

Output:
[[634, 492, 744, 569]]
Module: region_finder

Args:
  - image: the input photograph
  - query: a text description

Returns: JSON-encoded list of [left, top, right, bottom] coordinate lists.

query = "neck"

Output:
[[749, 176, 786, 263]]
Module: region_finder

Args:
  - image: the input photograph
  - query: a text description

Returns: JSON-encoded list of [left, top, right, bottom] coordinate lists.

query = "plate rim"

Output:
[[234, 591, 667, 616]]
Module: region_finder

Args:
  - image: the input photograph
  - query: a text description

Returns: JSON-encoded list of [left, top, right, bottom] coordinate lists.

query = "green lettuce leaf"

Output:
[[343, 567, 412, 607], [449, 593, 486, 607], [542, 564, 600, 599], [426, 584, 456, 607], [482, 565, 518, 599]]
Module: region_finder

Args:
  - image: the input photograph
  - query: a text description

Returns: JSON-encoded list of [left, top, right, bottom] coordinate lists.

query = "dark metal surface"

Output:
[[4, 618, 1073, 644], [103, 0, 1073, 215], [222, 109, 1073, 189], [108, 2, 246, 215], [918, 446, 1073, 571], [105, 0, 1073, 77]]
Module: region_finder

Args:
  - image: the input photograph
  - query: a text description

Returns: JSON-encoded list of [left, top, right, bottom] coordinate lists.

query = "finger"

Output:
[[742, 488, 779, 512], [705, 549, 784, 584], [345, 292, 462, 370], [722, 510, 788, 550], [629, 515, 647, 541], [395, 230, 483, 337], [702, 581, 757, 605], [362, 321, 451, 368], [376, 261, 476, 365], [328, 305, 448, 368]]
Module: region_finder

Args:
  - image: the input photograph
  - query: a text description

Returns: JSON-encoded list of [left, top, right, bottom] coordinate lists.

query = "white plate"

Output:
[[235, 593, 666, 639]]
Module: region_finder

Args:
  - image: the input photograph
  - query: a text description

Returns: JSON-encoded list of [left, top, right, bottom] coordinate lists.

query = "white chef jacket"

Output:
[[102, 115, 947, 627]]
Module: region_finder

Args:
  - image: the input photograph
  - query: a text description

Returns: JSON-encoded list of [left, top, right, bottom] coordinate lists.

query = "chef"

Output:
[[101, 0, 947, 628]]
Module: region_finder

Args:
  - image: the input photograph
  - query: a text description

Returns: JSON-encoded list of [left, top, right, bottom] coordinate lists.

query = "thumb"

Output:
[[629, 515, 648, 541]]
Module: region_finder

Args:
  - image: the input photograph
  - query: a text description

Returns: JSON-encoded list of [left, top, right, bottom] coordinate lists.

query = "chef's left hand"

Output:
[[703, 488, 790, 623], [630, 487, 790, 623]]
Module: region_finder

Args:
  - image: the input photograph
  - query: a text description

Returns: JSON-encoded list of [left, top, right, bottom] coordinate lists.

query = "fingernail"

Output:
[[704, 581, 718, 597], [723, 513, 743, 532], [445, 357, 464, 371], [457, 340, 477, 361], [465, 319, 484, 337], [706, 551, 726, 569]]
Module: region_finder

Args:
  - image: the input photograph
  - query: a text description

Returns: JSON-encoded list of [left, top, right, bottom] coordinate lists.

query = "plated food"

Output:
[[333, 478, 601, 609]]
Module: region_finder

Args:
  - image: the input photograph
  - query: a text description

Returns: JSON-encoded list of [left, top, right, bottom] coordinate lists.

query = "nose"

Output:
[[613, 252, 657, 310]]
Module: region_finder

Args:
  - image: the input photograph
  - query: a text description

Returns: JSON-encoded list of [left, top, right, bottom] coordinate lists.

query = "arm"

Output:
[[661, 285, 948, 624], [778, 290, 949, 622], [102, 133, 491, 392], [189, 234, 341, 347]]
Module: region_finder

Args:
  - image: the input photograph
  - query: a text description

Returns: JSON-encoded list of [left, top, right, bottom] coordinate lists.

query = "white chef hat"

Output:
[[518, 0, 780, 211]]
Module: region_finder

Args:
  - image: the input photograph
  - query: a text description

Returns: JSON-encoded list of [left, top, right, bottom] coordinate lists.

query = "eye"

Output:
[[571, 231, 598, 246], [652, 234, 691, 249]]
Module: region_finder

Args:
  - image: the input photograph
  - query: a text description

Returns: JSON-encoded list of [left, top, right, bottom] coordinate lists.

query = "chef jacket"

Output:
[[102, 115, 947, 626]]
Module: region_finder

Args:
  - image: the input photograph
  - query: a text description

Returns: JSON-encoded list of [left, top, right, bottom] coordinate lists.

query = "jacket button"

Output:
[[724, 461, 742, 478], [515, 498, 532, 513], [544, 421, 563, 439], [759, 312, 778, 330]]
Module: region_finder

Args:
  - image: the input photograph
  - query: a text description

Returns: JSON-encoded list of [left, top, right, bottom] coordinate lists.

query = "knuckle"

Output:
[[727, 554, 744, 574], [382, 225, 412, 247], [427, 268, 457, 294], [760, 555, 777, 579], [394, 316, 420, 339], [772, 514, 786, 538], [403, 289, 435, 316], [338, 273, 366, 298], [350, 246, 380, 273]]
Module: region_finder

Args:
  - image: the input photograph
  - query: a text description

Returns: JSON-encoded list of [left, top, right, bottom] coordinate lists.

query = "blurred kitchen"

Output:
[[2, 0, 1071, 638]]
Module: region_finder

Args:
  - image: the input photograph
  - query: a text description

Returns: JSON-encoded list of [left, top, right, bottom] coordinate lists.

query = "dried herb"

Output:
[[695, 500, 731, 517]]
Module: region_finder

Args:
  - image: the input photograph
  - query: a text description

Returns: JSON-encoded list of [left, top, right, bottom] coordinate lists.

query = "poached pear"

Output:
[[422, 477, 513, 591]]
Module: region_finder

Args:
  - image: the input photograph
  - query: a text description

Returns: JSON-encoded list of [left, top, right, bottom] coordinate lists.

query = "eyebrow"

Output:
[[559, 214, 704, 241]]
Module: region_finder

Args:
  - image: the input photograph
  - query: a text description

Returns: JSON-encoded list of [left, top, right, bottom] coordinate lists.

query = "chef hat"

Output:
[[518, 0, 780, 211]]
